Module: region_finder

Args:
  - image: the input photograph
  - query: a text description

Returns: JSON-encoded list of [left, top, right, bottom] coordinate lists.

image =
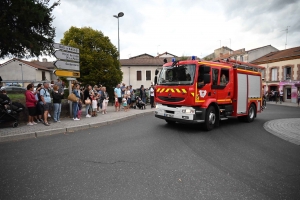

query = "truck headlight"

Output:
[[182, 109, 194, 114]]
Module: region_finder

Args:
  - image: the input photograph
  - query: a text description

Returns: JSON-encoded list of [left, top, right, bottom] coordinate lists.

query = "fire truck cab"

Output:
[[154, 58, 263, 131]]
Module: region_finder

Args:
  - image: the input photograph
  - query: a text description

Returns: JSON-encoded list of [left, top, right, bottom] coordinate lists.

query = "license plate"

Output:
[[164, 114, 174, 118]]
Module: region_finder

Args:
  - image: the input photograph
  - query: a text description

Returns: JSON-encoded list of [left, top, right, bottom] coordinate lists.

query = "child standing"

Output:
[[92, 95, 98, 117], [115, 94, 120, 112], [77, 99, 82, 119], [122, 94, 128, 112]]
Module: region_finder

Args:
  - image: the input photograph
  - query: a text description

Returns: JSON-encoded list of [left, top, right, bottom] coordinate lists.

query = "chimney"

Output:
[[42, 58, 47, 62]]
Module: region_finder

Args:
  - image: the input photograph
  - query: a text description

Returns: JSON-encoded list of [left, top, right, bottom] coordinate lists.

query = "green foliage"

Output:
[[61, 26, 123, 96], [203, 57, 213, 61], [0, 0, 60, 58], [180, 55, 189, 60]]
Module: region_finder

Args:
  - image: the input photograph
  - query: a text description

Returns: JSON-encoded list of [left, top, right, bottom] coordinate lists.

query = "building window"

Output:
[[146, 71, 151, 80], [240, 55, 243, 62], [284, 67, 291, 80], [261, 69, 265, 79], [271, 68, 277, 81], [42, 71, 46, 80], [137, 71, 141, 81]]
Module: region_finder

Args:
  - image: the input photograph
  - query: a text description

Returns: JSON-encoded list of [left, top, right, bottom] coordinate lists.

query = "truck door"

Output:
[[211, 68, 219, 99], [217, 68, 231, 102]]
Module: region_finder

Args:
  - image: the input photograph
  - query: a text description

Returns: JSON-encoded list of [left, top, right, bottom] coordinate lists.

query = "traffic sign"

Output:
[[54, 70, 80, 78], [53, 50, 80, 62], [52, 43, 79, 54], [54, 60, 80, 71]]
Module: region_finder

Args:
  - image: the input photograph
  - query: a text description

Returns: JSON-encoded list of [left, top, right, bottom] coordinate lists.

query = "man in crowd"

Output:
[[149, 85, 155, 108], [114, 84, 122, 111]]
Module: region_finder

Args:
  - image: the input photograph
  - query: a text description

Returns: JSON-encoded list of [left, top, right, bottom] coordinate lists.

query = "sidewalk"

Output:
[[266, 101, 300, 107], [0, 106, 154, 143]]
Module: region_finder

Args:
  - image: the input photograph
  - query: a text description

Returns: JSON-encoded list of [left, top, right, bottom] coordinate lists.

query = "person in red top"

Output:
[[25, 83, 37, 126]]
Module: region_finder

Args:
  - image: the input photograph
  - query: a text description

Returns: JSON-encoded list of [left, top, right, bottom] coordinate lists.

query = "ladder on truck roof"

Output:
[[215, 59, 263, 73]]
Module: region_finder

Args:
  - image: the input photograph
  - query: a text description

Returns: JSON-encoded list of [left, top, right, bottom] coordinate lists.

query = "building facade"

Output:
[[251, 46, 300, 103], [214, 45, 278, 63], [0, 58, 52, 87]]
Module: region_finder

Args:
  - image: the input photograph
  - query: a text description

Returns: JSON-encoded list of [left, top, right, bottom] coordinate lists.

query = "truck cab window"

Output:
[[220, 69, 229, 85], [212, 69, 219, 85]]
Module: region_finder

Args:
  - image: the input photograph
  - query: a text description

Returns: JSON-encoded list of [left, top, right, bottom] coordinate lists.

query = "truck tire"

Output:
[[204, 106, 216, 131], [165, 120, 176, 124], [245, 104, 255, 123]]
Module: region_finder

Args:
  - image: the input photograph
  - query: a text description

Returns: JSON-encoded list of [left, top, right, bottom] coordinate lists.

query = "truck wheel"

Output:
[[165, 120, 176, 124], [204, 106, 216, 131], [245, 104, 255, 123]]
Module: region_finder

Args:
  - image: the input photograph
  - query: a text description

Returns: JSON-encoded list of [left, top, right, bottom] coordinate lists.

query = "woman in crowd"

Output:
[[140, 85, 146, 104], [52, 85, 64, 122], [25, 83, 37, 125], [101, 86, 109, 114], [72, 83, 81, 120], [84, 84, 92, 117]]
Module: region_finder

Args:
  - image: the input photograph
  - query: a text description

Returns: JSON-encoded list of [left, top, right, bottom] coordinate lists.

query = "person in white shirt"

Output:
[[279, 90, 284, 104], [149, 85, 155, 108]]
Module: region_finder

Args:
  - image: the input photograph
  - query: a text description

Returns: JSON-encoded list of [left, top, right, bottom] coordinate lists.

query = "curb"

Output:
[[263, 119, 300, 146], [0, 111, 154, 143]]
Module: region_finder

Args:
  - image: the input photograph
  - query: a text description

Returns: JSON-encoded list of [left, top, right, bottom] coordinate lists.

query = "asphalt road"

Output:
[[1, 104, 300, 200]]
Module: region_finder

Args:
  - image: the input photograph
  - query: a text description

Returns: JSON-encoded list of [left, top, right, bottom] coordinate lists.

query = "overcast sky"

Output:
[[2, 0, 300, 63]]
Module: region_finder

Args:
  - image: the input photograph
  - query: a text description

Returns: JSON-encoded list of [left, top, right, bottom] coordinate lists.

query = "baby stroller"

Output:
[[135, 96, 146, 110], [0, 98, 24, 128]]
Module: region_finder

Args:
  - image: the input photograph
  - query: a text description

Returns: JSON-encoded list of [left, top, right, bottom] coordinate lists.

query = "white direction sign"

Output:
[[53, 43, 79, 54], [54, 60, 80, 71], [53, 50, 80, 62]]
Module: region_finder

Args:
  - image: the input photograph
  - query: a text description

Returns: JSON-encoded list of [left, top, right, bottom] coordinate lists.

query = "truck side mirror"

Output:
[[155, 69, 159, 75], [203, 74, 211, 84], [154, 76, 158, 85]]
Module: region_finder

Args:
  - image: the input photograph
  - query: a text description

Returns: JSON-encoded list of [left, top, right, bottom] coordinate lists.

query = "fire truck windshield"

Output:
[[157, 64, 195, 85]]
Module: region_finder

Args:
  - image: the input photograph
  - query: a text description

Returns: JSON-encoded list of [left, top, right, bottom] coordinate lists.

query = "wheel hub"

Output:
[[209, 112, 216, 124]]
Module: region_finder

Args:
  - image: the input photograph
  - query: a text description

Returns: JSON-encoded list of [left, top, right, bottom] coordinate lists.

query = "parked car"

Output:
[[3, 86, 26, 92]]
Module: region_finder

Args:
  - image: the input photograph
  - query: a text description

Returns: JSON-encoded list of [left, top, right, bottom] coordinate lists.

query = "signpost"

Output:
[[52, 43, 80, 117], [52, 43, 80, 54], [53, 50, 80, 62], [54, 60, 80, 71], [54, 70, 80, 78]]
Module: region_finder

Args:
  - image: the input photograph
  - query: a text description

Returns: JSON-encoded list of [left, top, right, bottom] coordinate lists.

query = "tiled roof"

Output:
[[129, 53, 155, 59], [120, 56, 200, 66], [120, 58, 168, 66], [31, 61, 55, 69], [251, 46, 300, 64], [247, 45, 278, 52], [156, 52, 177, 58], [0, 58, 51, 71]]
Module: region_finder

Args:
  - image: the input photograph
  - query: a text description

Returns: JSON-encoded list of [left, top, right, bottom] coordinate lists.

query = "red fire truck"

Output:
[[154, 57, 264, 130]]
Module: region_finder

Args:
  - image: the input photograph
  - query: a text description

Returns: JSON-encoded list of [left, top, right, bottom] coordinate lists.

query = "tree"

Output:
[[61, 26, 123, 96], [0, 0, 60, 58]]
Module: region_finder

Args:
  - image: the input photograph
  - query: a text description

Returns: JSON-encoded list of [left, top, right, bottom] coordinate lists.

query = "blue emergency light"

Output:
[[172, 58, 176, 62], [192, 56, 196, 60]]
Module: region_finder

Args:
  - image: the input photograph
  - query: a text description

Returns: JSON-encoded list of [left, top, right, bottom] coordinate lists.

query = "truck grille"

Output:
[[158, 96, 185, 102]]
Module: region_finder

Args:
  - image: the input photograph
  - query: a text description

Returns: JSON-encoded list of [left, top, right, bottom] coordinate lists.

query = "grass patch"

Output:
[[7, 93, 25, 104]]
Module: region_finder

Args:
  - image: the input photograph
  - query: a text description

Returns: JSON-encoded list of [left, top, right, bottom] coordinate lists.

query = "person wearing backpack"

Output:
[[40, 82, 52, 126], [52, 85, 64, 122]]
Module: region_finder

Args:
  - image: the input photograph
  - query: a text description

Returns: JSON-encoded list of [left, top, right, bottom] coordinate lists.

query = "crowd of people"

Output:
[[24, 80, 155, 126]]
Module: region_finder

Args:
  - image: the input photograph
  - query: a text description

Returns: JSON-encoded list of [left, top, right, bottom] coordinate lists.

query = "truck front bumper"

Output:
[[154, 104, 205, 124]]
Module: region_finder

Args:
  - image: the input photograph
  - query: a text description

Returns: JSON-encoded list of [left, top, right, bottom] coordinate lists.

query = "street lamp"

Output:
[[113, 12, 124, 60], [19, 64, 24, 87]]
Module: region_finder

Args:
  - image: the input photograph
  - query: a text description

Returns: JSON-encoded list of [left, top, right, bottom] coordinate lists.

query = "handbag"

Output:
[[85, 98, 91, 105], [68, 93, 78, 102]]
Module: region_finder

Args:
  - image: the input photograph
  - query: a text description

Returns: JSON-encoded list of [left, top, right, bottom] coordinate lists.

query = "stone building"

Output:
[[251, 46, 300, 103]]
